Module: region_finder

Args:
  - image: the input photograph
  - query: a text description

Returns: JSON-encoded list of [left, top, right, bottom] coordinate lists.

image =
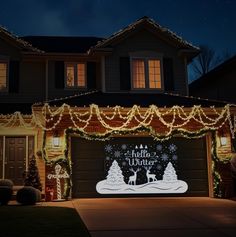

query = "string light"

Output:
[[1, 104, 235, 139]]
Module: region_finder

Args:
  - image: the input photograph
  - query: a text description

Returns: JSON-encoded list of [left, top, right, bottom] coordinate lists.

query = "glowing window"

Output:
[[132, 59, 145, 88], [65, 63, 86, 88], [148, 60, 161, 89], [131, 58, 162, 89], [0, 62, 7, 91]]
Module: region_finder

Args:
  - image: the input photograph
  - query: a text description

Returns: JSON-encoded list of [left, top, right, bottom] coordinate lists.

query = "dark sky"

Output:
[[0, 0, 236, 55]]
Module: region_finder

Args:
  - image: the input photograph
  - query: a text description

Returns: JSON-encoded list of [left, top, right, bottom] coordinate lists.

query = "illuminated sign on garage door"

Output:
[[96, 143, 188, 194]]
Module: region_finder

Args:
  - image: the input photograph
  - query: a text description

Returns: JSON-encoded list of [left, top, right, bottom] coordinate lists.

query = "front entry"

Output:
[[5, 137, 26, 185]]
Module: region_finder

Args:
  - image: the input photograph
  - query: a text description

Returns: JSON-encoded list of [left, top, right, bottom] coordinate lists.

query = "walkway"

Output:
[[72, 197, 236, 237]]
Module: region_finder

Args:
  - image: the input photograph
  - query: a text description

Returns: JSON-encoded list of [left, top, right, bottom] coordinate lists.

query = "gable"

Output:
[[113, 28, 179, 55], [91, 17, 199, 60]]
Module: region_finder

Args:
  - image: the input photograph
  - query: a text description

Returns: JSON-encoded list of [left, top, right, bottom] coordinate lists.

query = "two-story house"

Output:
[[0, 17, 235, 199]]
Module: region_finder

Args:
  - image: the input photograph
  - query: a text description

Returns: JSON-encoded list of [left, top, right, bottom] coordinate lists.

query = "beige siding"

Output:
[[105, 29, 187, 95]]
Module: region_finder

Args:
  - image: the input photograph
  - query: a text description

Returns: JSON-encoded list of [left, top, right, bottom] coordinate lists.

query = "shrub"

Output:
[[16, 186, 37, 205], [34, 188, 42, 202], [0, 179, 14, 189], [0, 186, 13, 205]]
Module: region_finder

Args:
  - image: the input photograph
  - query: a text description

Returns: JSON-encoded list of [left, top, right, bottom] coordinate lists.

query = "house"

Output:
[[0, 17, 235, 199], [189, 55, 236, 103]]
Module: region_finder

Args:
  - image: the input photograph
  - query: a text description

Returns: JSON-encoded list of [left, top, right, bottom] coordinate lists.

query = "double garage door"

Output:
[[71, 136, 209, 198]]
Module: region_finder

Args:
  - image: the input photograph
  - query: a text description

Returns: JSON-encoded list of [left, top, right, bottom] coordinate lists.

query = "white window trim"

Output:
[[64, 62, 87, 89], [0, 58, 9, 93], [129, 51, 164, 91]]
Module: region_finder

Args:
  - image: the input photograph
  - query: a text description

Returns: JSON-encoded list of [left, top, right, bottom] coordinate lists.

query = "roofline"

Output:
[[32, 90, 232, 108], [90, 16, 200, 53], [0, 26, 44, 53]]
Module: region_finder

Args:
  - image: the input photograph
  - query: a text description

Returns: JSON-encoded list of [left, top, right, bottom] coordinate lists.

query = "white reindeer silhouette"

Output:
[[145, 167, 157, 182], [128, 168, 140, 185]]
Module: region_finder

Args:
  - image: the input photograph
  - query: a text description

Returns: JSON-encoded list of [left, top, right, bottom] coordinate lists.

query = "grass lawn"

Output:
[[0, 205, 91, 237]]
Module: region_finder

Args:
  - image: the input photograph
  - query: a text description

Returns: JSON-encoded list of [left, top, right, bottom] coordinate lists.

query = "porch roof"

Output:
[[46, 91, 227, 108], [0, 103, 33, 114]]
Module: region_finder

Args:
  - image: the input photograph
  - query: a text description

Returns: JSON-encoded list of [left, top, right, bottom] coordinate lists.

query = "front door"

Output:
[[5, 137, 26, 185]]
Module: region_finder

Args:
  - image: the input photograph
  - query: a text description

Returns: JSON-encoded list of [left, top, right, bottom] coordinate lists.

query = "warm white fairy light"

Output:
[[0, 103, 235, 138]]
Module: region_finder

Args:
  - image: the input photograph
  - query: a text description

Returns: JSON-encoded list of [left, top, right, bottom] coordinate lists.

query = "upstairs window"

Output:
[[65, 63, 86, 88], [0, 62, 7, 92], [131, 58, 162, 89]]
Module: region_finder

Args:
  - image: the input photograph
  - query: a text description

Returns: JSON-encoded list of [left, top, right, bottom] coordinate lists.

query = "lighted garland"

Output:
[[1, 104, 235, 139], [31, 103, 233, 130], [41, 125, 213, 198], [41, 131, 71, 198], [211, 132, 232, 197], [41, 121, 234, 199]]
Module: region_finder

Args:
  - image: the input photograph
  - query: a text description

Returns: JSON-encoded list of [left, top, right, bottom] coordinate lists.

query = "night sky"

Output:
[[0, 0, 235, 56]]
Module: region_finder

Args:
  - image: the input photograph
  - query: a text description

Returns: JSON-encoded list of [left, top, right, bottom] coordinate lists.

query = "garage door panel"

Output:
[[71, 136, 209, 197], [184, 179, 209, 191], [72, 181, 99, 197], [180, 170, 208, 179], [72, 171, 104, 180], [72, 159, 104, 171], [179, 159, 207, 169], [180, 153, 207, 160]]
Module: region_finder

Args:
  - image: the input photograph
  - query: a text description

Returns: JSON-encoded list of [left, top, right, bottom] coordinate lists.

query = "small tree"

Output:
[[191, 45, 219, 78], [189, 45, 233, 81], [24, 155, 42, 191]]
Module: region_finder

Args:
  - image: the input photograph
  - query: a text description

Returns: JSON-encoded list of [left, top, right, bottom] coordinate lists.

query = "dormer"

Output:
[[90, 17, 199, 95]]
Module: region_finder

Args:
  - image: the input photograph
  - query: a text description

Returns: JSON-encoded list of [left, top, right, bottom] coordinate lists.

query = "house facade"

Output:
[[0, 17, 235, 199]]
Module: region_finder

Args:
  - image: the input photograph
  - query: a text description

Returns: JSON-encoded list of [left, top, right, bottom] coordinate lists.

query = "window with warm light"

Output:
[[131, 58, 162, 89], [65, 63, 86, 88], [0, 62, 7, 92]]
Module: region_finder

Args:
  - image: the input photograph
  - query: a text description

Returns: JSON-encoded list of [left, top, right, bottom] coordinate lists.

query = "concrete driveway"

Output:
[[72, 197, 236, 237]]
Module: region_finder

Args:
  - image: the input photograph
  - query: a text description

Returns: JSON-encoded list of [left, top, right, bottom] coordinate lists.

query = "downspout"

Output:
[[184, 57, 189, 96], [45, 59, 49, 101], [101, 56, 106, 92]]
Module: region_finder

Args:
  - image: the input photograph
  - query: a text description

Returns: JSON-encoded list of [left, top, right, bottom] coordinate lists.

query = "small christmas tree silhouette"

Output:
[[162, 162, 177, 182], [24, 155, 42, 191], [106, 160, 125, 185]]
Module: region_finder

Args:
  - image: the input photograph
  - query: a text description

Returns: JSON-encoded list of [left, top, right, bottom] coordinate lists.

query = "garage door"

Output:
[[71, 136, 208, 198]]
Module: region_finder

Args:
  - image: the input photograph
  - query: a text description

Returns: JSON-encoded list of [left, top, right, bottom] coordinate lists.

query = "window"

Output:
[[65, 63, 86, 88], [132, 58, 162, 89], [0, 62, 7, 92]]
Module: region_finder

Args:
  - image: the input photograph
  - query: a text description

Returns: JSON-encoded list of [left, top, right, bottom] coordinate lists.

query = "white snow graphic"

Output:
[[106, 160, 125, 185], [96, 161, 188, 194]]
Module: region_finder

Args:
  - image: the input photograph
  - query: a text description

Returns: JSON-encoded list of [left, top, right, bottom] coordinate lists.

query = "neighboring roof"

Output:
[[91, 16, 200, 53], [189, 54, 236, 91], [42, 91, 227, 108], [0, 103, 33, 114], [21, 36, 104, 53], [0, 26, 43, 53]]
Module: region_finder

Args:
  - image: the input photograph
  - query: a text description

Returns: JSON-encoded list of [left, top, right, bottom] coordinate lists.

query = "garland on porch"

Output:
[[1, 103, 235, 140], [41, 131, 71, 198], [211, 132, 232, 198], [31, 103, 235, 139]]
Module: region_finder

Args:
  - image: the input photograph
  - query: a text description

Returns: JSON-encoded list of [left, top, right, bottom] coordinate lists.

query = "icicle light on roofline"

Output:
[[1, 104, 236, 139]]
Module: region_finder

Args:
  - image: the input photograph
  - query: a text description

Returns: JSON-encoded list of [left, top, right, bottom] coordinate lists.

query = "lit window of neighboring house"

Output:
[[65, 63, 86, 88], [131, 58, 162, 89], [0, 62, 7, 92]]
